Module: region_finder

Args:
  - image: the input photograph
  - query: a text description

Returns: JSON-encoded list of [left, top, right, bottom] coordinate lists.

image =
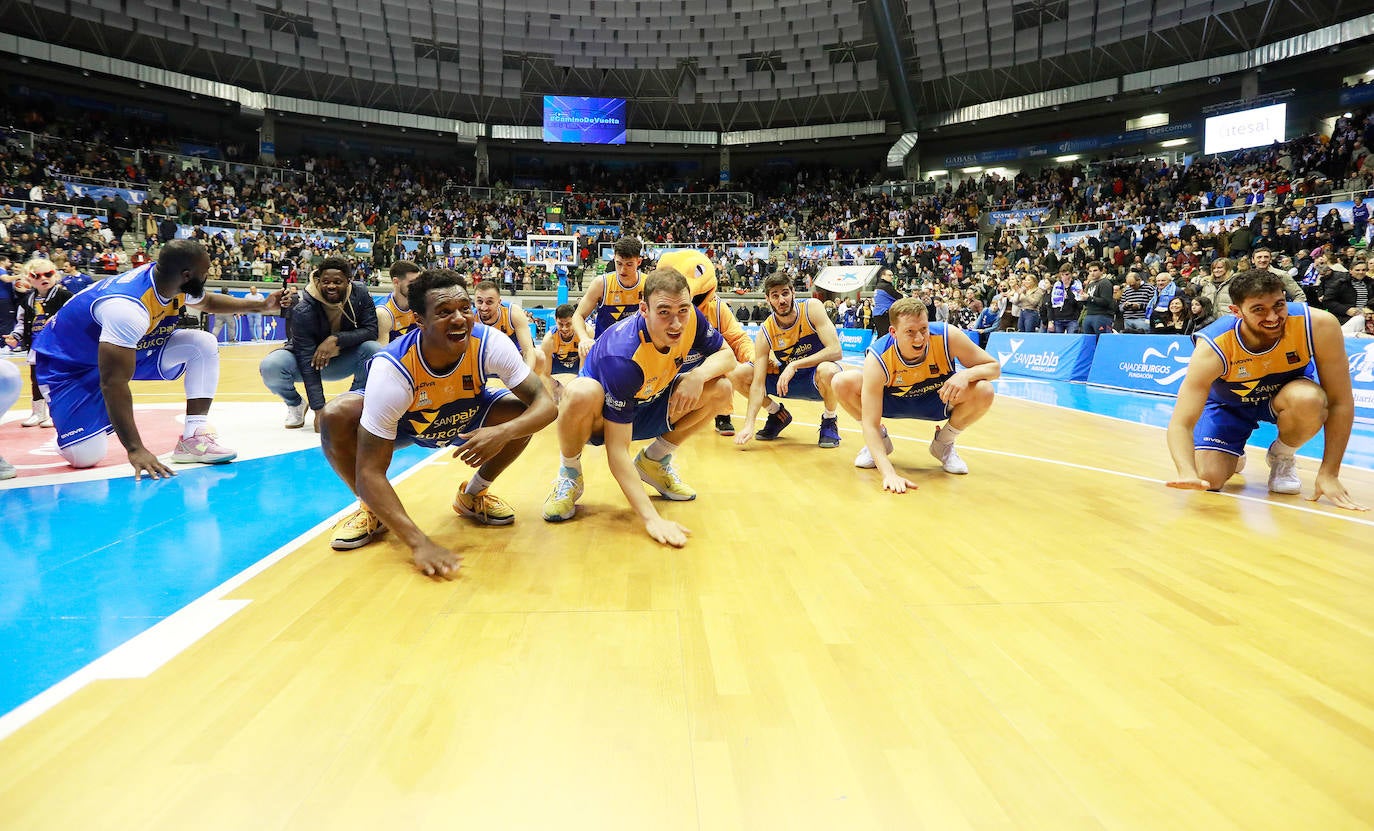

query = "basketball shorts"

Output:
[[1193, 399, 1275, 457]]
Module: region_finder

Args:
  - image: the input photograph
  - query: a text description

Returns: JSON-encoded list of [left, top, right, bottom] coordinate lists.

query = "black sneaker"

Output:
[[817, 415, 841, 448], [755, 404, 793, 441], [714, 414, 736, 436]]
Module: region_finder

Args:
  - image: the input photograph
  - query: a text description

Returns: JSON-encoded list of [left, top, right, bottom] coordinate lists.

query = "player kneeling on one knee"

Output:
[[833, 297, 1000, 493], [1166, 268, 1367, 511], [319, 269, 557, 579], [542, 266, 737, 548]]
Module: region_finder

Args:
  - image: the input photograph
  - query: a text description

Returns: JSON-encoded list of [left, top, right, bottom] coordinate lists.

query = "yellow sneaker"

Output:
[[634, 450, 696, 501], [542, 469, 584, 522], [453, 482, 517, 525], [331, 506, 385, 550]]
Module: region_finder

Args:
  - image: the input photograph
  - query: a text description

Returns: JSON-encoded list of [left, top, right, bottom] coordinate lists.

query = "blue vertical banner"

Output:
[[986, 332, 1096, 381], [1349, 339, 1374, 423]]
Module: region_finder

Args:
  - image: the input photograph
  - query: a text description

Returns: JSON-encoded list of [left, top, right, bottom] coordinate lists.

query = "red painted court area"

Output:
[[0, 409, 186, 477]]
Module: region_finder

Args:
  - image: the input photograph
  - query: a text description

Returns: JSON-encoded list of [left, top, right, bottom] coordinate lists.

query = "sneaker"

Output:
[[0, 456, 16, 480], [853, 426, 894, 469], [543, 469, 585, 522], [20, 411, 42, 428], [754, 404, 793, 441], [714, 414, 736, 436], [634, 449, 696, 501], [21, 399, 47, 428], [169, 428, 238, 464], [331, 506, 385, 550], [454, 482, 516, 525], [284, 401, 307, 429], [1265, 443, 1301, 495], [929, 427, 969, 475], [818, 415, 841, 448]]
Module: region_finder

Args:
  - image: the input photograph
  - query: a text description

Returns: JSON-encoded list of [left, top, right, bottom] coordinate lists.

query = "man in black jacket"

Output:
[[259, 256, 381, 431]]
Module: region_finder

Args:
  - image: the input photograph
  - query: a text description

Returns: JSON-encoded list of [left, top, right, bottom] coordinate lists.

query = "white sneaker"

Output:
[[20, 411, 43, 428], [21, 399, 47, 428], [284, 401, 307, 429], [1265, 443, 1301, 495], [853, 426, 894, 469], [930, 427, 969, 475]]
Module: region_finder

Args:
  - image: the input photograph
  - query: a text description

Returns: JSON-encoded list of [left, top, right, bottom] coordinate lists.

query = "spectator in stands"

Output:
[[1251, 247, 1304, 302], [1012, 274, 1044, 332], [1081, 262, 1116, 334], [1323, 256, 1372, 329], [1194, 257, 1236, 313], [1152, 297, 1191, 335], [1352, 195, 1369, 242], [1119, 271, 1157, 333], [1189, 296, 1216, 332], [259, 256, 380, 432], [1047, 268, 1083, 334]]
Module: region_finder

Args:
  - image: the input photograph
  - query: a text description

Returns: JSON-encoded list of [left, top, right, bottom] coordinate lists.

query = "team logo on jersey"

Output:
[[418, 390, 432, 408], [463, 376, 475, 390], [1236, 366, 1250, 379], [1286, 351, 1300, 364]]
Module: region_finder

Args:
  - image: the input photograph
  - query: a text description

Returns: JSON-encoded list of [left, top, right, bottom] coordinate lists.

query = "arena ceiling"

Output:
[[0, 0, 1365, 131]]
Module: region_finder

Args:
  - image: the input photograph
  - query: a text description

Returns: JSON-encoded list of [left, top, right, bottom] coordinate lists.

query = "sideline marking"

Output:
[[0, 446, 446, 742]]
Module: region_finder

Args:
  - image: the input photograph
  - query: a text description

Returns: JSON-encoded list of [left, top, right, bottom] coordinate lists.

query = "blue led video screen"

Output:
[[543, 96, 627, 145]]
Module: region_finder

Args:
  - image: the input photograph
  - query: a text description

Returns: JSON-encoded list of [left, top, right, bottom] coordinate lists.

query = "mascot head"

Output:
[[656, 249, 717, 307]]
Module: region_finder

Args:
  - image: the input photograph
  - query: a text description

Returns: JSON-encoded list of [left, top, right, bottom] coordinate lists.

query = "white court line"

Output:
[[782, 417, 1374, 530], [0, 446, 447, 742]]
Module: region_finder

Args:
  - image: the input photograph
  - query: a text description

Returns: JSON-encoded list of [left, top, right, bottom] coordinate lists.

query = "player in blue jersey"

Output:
[[318, 269, 557, 578], [535, 303, 581, 402], [734, 272, 845, 448], [833, 297, 1000, 493], [569, 236, 644, 357], [33, 240, 291, 479], [1167, 269, 1366, 510], [542, 267, 736, 547]]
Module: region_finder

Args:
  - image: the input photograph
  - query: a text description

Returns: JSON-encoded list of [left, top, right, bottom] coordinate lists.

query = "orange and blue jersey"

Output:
[[33, 263, 186, 377], [867, 322, 956, 399], [382, 295, 418, 341], [486, 300, 528, 354], [594, 272, 645, 337], [581, 308, 724, 423], [550, 329, 580, 374], [371, 324, 506, 448], [762, 298, 827, 370], [1193, 303, 1315, 408]]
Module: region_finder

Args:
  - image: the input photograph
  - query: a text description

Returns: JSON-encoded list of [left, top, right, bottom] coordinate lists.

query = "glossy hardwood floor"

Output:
[[2, 343, 1372, 830]]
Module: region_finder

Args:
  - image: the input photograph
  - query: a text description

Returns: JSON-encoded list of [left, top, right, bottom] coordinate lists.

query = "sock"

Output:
[[936, 423, 963, 444], [822, 409, 837, 419], [1270, 439, 1297, 457], [645, 438, 678, 461], [465, 473, 493, 495], [183, 414, 209, 439], [766, 401, 781, 415], [560, 454, 583, 476]]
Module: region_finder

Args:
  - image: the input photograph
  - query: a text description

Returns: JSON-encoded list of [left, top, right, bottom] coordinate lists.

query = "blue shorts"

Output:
[[765, 366, 822, 401], [881, 390, 950, 422], [1194, 399, 1275, 456], [589, 379, 676, 446], [37, 352, 189, 450]]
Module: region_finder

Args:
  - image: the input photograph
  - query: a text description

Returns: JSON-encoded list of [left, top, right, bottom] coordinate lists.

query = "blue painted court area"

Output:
[[993, 378, 1374, 472], [0, 444, 431, 718]]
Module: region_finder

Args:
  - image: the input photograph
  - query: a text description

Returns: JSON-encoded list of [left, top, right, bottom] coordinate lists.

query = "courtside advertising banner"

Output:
[[987, 332, 1096, 381], [1087, 334, 1193, 396], [1349, 339, 1374, 423], [838, 328, 874, 354]]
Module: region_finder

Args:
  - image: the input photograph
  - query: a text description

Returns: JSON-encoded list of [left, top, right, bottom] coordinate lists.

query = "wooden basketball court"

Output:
[[2, 343, 1371, 830]]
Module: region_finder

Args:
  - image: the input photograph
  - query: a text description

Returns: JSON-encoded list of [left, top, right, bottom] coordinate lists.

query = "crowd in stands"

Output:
[[2, 93, 1372, 345]]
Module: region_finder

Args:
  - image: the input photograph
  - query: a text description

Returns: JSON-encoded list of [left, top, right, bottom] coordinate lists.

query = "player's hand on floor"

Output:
[[413, 540, 462, 579], [129, 448, 175, 480], [882, 473, 918, 494], [645, 517, 691, 548], [1308, 473, 1370, 512], [1166, 477, 1213, 491], [734, 426, 754, 447]]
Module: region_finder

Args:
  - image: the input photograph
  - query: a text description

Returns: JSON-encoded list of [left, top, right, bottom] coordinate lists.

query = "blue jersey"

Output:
[[581, 308, 723, 423], [866, 322, 956, 398], [1193, 303, 1315, 408], [34, 263, 188, 376]]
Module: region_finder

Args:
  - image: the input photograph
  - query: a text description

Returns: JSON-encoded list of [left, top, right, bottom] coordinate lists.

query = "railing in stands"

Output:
[[1, 197, 110, 222], [441, 184, 755, 208]]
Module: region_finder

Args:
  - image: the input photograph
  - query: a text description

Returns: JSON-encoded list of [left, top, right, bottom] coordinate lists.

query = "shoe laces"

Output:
[[342, 510, 376, 531], [551, 475, 580, 500]]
